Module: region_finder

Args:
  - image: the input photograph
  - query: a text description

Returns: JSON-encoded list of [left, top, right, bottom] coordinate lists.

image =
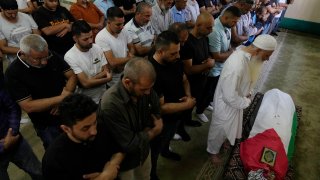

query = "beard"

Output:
[[248, 55, 264, 89], [72, 131, 96, 143], [79, 43, 93, 51], [160, 4, 169, 12]]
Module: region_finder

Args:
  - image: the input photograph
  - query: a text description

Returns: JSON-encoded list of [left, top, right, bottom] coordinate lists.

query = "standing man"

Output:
[[95, 7, 135, 87], [207, 34, 277, 164], [230, 0, 258, 46], [0, 0, 40, 63], [70, 0, 105, 40], [42, 94, 123, 180], [124, 2, 155, 57], [180, 12, 215, 125], [204, 6, 241, 118], [150, 0, 174, 35], [171, 0, 194, 28], [98, 58, 163, 180], [0, 74, 42, 180], [32, 0, 75, 57], [65, 20, 111, 104], [5, 34, 77, 149], [149, 30, 196, 179]]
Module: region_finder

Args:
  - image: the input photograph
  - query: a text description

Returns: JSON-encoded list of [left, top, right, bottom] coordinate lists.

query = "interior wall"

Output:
[[285, 0, 320, 23]]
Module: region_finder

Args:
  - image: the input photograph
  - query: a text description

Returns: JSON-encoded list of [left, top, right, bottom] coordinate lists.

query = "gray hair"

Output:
[[136, 2, 152, 14], [20, 34, 48, 54], [123, 57, 156, 83]]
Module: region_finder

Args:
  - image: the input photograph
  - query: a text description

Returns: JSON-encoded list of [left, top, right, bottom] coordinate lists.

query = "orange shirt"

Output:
[[70, 2, 104, 24]]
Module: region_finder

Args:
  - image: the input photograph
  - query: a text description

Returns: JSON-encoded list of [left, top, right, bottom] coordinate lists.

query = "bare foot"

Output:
[[210, 154, 222, 166], [223, 140, 231, 151]]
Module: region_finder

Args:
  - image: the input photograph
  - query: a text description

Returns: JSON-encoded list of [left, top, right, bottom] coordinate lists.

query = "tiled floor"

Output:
[[8, 31, 320, 179]]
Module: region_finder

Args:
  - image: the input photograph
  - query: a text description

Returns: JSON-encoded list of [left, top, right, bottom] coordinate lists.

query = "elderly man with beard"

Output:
[[150, 0, 174, 35], [5, 34, 77, 149], [207, 34, 277, 164], [42, 94, 123, 180], [65, 20, 112, 104]]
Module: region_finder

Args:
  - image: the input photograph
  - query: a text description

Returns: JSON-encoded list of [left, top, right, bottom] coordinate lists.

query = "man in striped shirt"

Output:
[[124, 2, 155, 57]]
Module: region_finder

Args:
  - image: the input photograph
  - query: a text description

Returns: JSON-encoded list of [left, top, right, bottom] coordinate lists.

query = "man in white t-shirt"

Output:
[[65, 20, 111, 104], [95, 6, 134, 87], [0, 0, 40, 63]]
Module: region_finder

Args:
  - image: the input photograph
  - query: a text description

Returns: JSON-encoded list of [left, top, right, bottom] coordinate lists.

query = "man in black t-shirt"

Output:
[[149, 30, 196, 179], [32, 0, 74, 57], [180, 12, 215, 123], [43, 94, 123, 180], [5, 34, 77, 149]]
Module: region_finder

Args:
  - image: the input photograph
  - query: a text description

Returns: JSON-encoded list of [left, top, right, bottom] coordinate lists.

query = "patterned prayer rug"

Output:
[[197, 93, 301, 180]]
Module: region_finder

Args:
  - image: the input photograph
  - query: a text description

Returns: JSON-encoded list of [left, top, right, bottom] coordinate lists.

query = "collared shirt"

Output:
[[144, 0, 157, 6], [124, 18, 154, 47], [208, 17, 231, 77], [186, 0, 200, 23], [236, 11, 258, 37], [171, 5, 191, 23], [150, 2, 174, 35], [98, 81, 161, 171], [93, 0, 115, 19], [5, 52, 71, 127]]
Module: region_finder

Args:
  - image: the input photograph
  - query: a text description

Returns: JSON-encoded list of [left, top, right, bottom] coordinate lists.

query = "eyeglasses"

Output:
[[29, 52, 53, 63]]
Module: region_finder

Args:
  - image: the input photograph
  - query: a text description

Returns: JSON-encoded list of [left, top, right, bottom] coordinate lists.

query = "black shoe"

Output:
[[161, 151, 181, 161], [271, 32, 278, 36], [177, 129, 191, 142], [185, 119, 202, 127], [150, 174, 160, 180]]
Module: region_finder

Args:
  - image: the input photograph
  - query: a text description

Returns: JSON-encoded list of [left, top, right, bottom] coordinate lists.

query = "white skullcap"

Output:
[[252, 34, 277, 51]]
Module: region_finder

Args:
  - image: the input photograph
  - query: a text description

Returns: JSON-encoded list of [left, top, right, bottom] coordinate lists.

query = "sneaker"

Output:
[[185, 119, 202, 127], [196, 113, 209, 123], [206, 105, 213, 111], [173, 133, 182, 141], [161, 150, 181, 161], [177, 129, 191, 142], [20, 118, 30, 124]]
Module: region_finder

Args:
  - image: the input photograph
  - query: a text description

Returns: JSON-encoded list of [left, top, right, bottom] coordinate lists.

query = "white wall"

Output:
[[285, 0, 320, 23]]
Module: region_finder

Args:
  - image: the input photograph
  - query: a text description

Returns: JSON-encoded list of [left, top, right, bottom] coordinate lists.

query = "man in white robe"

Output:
[[207, 34, 277, 164]]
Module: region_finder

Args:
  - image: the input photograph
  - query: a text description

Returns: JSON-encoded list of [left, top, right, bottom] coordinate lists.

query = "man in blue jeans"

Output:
[[0, 74, 42, 180]]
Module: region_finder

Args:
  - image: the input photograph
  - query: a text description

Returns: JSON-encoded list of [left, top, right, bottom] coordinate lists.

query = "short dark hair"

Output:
[[0, 0, 18, 10], [72, 20, 92, 36], [154, 31, 180, 51], [223, 6, 242, 17], [59, 94, 98, 127], [107, 6, 124, 21]]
